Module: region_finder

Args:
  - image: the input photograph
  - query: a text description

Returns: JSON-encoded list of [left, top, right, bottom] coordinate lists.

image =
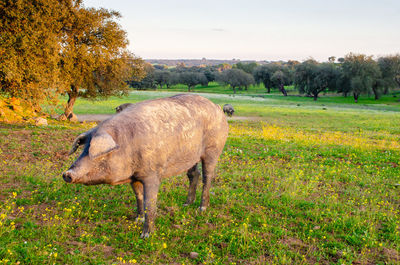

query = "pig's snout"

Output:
[[63, 171, 73, 183]]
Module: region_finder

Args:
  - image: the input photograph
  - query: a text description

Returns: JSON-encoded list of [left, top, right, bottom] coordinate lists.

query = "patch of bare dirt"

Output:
[[382, 248, 400, 263]]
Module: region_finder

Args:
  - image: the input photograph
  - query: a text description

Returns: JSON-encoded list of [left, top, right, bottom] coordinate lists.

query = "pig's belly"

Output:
[[159, 143, 203, 178], [152, 125, 203, 177], [138, 123, 205, 178]]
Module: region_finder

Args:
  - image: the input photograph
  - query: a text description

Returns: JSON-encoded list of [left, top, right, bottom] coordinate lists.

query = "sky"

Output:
[[83, 0, 400, 62]]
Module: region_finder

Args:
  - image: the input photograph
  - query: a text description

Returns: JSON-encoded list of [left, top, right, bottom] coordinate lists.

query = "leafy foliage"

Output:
[[232, 62, 258, 74], [342, 53, 381, 102], [378, 55, 400, 95], [295, 60, 339, 100], [217, 69, 255, 94], [59, 4, 144, 118], [0, 96, 36, 123], [179, 72, 208, 91], [0, 0, 70, 108], [0, 0, 145, 119]]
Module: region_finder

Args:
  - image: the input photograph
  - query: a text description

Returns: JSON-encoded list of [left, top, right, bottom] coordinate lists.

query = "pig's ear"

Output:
[[89, 132, 119, 159], [69, 128, 95, 155]]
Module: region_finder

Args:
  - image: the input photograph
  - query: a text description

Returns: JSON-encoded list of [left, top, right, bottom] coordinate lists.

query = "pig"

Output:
[[63, 94, 229, 238], [223, 104, 234, 117], [115, 103, 134, 113]]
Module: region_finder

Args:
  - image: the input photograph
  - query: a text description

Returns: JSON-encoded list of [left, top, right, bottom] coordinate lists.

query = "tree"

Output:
[[179, 72, 207, 92], [271, 66, 293, 96], [271, 70, 289, 96], [217, 69, 254, 94], [253, 64, 292, 95], [295, 60, 339, 100], [0, 0, 71, 109], [342, 53, 381, 102], [336, 69, 352, 97], [233, 62, 258, 74], [128, 63, 156, 90], [378, 55, 400, 94], [328, 56, 336, 63], [295, 60, 318, 97], [202, 67, 217, 83], [59, 4, 144, 119], [253, 65, 275, 93], [287, 60, 300, 68], [154, 70, 171, 89]]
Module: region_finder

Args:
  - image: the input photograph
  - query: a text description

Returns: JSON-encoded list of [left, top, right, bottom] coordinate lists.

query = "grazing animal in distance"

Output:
[[115, 103, 134, 113], [223, 104, 235, 117], [63, 94, 229, 238]]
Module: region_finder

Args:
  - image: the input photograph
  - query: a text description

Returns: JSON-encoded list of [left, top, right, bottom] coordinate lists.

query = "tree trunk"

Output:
[[233, 86, 237, 94], [353, 92, 359, 103], [313, 93, 318, 101], [372, 83, 380, 100], [383, 86, 389, 95], [279, 84, 287, 96], [264, 82, 270, 93], [64, 85, 78, 116], [59, 85, 78, 121]]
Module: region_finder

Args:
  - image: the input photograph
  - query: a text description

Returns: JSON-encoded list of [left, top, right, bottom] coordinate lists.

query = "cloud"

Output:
[[211, 28, 226, 32]]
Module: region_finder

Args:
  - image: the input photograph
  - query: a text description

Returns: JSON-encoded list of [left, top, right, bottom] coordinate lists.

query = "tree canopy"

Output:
[[0, 0, 70, 108], [59, 4, 144, 119], [0, 0, 145, 119], [179, 72, 208, 92], [295, 60, 339, 100], [341, 53, 381, 102], [217, 69, 254, 94], [378, 55, 400, 95]]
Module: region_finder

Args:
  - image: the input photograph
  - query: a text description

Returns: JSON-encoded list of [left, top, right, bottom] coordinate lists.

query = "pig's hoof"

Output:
[[135, 216, 145, 223], [199, 206, 207, 212], [140, 232, 150, 239]]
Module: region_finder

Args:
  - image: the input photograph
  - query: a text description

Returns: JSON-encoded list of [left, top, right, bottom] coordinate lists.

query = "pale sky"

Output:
[[84, 0, 400, 62]]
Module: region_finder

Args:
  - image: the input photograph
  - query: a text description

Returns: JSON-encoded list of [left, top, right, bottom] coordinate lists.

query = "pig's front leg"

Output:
[[130, 181, 144, 222], [141, 176, 160, 238]]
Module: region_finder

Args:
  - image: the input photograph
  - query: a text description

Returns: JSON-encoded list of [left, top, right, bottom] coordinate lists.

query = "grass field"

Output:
[[54, 88, 400, 116], [1, 93, 400, 264]]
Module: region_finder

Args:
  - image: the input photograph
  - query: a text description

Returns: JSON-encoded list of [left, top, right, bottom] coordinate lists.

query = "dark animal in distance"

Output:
[[115, 103, 134, 113], [223, 104, 234, 117], [63, 94, 229, 238]]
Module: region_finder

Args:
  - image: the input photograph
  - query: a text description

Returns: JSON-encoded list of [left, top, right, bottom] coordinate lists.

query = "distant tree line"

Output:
[[130, 53, 400, 102]]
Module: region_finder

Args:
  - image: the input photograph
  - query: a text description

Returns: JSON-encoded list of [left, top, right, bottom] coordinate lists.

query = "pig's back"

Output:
[[112, 94, 227, 178]]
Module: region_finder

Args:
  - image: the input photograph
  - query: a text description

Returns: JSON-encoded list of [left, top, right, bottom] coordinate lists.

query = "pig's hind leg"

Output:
[[199, 157, 218, 212], [184, 163, 200, 206], [130, 181, 145, 222]]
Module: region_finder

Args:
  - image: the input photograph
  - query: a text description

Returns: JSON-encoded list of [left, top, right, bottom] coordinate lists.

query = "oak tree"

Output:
[[0, 0, 71, 109], [59, 4, 144, 119], [342, 53, 381, 102]]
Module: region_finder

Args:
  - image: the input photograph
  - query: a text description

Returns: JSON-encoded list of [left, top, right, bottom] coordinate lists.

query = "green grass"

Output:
[[54, 88, 400, 115], [1, 97, 400, 264]]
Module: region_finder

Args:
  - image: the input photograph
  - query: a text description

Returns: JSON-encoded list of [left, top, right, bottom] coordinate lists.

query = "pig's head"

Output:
[[63, 128, 122, 185]]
